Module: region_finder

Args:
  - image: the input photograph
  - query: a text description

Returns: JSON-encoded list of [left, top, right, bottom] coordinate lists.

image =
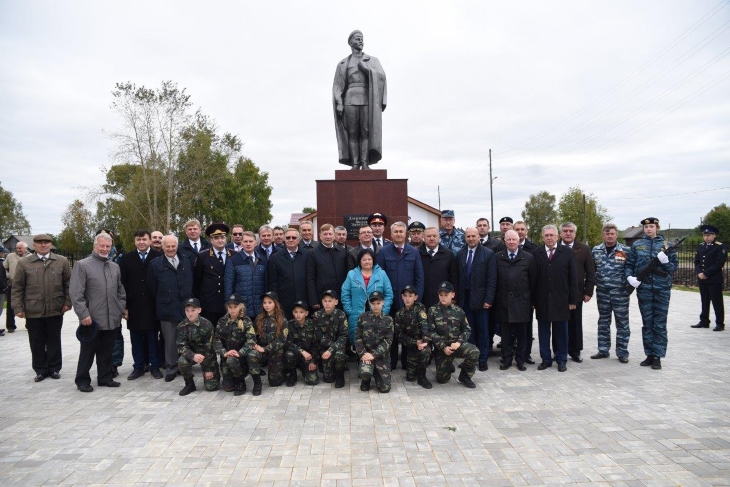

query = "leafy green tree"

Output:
[[59, 199, 95, 253], [219, 157, 273, 231], [0, 182, 31, 237], [521, 191, 557, 243], [302, 207, 316, 214], [557, 186, 611, 246], [700, 203, 730, 239]]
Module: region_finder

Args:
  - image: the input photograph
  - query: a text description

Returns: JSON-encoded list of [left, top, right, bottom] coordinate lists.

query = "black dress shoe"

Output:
[[499, 363, 510, 370], [478, 362, 488, 371], [165, 373, 176, 382], [100, 380, 121, 387], [111, 366, 119, 378], [570, 355, 583, 363], [77, 384, 94, 392], [34, 373, 46, 382], [0, 329, 5, 336], [691, 323, 710, 328], [591, 352, 609, 359], [713, 325, 725, 331], [618, 356, 629, 364], [525, 356, 535, 365], [558, 363, 567, 372], [537, 362, 552, 370], [7, 328, 15, 333], [516, 363, 527, 371], [127, 369, 145, 380], [49, 371, 61, 379], [150, 368, 164, 379]]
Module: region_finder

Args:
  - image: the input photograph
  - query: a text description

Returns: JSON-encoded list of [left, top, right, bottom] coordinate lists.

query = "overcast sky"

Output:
[[1, 1, 729, 237]]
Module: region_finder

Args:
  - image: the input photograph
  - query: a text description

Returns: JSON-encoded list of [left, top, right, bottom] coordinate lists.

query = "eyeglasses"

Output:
[[285, 236, 298, 240], [232, 233, 243, 236]]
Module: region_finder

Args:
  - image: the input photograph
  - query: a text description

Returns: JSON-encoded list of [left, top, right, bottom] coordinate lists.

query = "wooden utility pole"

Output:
[[489, 149, 495, 236]]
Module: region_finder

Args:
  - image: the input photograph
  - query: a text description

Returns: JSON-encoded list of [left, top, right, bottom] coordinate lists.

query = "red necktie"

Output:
[[548, 248, 554, 261]]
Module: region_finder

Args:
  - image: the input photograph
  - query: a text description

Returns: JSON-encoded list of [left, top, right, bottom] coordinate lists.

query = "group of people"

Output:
[[3, 210, 725, 395]]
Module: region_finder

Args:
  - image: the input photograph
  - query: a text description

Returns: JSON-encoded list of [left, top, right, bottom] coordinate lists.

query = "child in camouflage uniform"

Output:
[[313, 289, 349, 388], [284, 301, 320, 386], [427, 281, 479, 388], [214, 293, 255, 396], [394, 285, 432, 389], [177, 298, 220, 396], [248, 291, 289, 395], [355, 291, 394, 393]]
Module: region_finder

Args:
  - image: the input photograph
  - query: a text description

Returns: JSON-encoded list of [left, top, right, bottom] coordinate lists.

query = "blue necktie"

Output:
[[466, 249, 473, 278]]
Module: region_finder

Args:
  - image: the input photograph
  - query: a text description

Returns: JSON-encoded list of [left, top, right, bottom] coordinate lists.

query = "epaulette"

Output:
[[715, 241, 722, 245]]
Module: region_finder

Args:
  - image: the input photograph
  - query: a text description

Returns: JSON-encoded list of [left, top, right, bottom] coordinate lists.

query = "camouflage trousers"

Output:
[[434, 342, 479, 383], [220, 354, 249, 391], [637, 288, 670, 358], [247, 349, 286, 386], [284, 350, 319, 385], [320, 348, 347, 383], [358, 358, 391, 393], [404, 344, 431, 381], [178, 354, 220, 391], [596, 289, 630, 358]]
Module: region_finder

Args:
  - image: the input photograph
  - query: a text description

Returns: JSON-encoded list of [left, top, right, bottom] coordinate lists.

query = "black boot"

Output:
[[286, 370, 297, 387], [457, 369, 476, 389], [360, 378, 371, 391], [179, 377, 196, 396], [233, 378, 246, 396], [651, 357, 662, 370], [252, 375, 262, 396], [417, 375, 432, 389], [640, 356, 654, 366], [334, 370, 345, 388]]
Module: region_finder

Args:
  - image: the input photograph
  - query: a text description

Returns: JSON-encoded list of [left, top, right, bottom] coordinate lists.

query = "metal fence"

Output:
[[673, 248, 730, 289]]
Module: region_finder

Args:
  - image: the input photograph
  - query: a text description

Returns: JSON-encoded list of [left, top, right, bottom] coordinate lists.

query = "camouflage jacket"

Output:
[[439, 227, 466, 255], [592, 242, 631, 293], [214, 315, 256, 358], [177, 317, 215, 361], [287, 318, 320, 359], [625, 235, 678, 292], [254, 315, 289, 354], [354, 312, 394, 360], [313, 308, 348, 354], [394, 302, 429, 347], [427, 303, 471, 351]]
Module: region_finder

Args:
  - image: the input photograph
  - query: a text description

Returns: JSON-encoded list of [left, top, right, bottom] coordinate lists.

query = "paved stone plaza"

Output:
[[0, 289, 729, 486]]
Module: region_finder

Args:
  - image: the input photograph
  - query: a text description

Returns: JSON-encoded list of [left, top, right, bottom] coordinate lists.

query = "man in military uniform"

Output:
[[625, 217, 678, 370], [439, 210, 465, 254], [692, 224, 727, 331], [408, 221, 426, 248], [194, 223, 234, 328], [355, 291, 394, 393], [591, 223, 631, 363], [285, 301, 320, 386], [313, 290, 349, 388], [427, 281, 480, 388], [498, 217, 514, 240], [368, 213, 389, 250], [394, 285, 432, 389], [214, 293, 255, 396], [177, 298, 219, 395]]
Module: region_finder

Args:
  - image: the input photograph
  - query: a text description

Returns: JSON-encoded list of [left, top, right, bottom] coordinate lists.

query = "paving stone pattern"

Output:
[[0, 290, 729, 486]]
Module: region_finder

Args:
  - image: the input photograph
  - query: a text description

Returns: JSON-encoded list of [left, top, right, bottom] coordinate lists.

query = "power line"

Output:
[[621, 186, 730, 200]]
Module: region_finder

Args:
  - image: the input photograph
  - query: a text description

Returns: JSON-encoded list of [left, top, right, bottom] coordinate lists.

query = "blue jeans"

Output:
[[130, 329, 161, 370], [538, 320, 568, 364]]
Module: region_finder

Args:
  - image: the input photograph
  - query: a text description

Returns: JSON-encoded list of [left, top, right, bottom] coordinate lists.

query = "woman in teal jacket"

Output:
[[341, 249, 393, 345]]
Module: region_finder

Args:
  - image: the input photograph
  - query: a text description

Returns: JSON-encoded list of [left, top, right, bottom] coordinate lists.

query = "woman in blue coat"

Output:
[[341, 249, 393, 345]]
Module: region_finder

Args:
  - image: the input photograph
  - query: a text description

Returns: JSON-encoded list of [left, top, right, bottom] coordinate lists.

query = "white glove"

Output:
[[627, 276, 641, 288], [657, 251, 669, 264]]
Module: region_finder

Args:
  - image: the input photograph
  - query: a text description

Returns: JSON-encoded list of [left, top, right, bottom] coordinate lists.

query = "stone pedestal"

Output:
[[316, 169, 408, 242]]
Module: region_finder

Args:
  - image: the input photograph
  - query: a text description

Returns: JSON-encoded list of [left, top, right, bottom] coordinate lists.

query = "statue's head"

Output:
[[348, 30, 364, 49]]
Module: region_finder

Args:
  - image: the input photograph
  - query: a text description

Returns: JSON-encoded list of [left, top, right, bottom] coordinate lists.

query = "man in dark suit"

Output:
[[256, 225, 278, 261], [225, 224, 245, 253], [457, 227, 497, 371], [477, 217, 505, 253], [495, 230, 537, 371], [533, 224, 579, 372], [419, 227, 458, 309], [692, 224, 727, 331], [306, 224, 349, 312], [178, 219, 211, 265], [334, 226, 351, 251], [558, 222, 596, 362], [120, 229, 163, 380], [514, 221, 538, 253], [298, 221, 317, 252], [194, 223, 234, 329], [348, 225, 379, 270], [268, 228, 308, 318]]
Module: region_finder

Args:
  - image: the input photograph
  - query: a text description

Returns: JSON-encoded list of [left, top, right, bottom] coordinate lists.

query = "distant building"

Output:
[[622, 226, 645, 247], [2, 235, 38, 253]]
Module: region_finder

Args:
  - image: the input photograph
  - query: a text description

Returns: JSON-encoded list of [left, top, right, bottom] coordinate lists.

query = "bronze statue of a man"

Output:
[[333, 30, 387, 170]]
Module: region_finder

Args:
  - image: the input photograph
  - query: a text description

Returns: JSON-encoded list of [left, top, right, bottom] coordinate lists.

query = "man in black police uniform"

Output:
[[194, 223, 235, 328], [368, 213, 390, 250], [408, 221, 426, 248], [692, 224, 727, 331]]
